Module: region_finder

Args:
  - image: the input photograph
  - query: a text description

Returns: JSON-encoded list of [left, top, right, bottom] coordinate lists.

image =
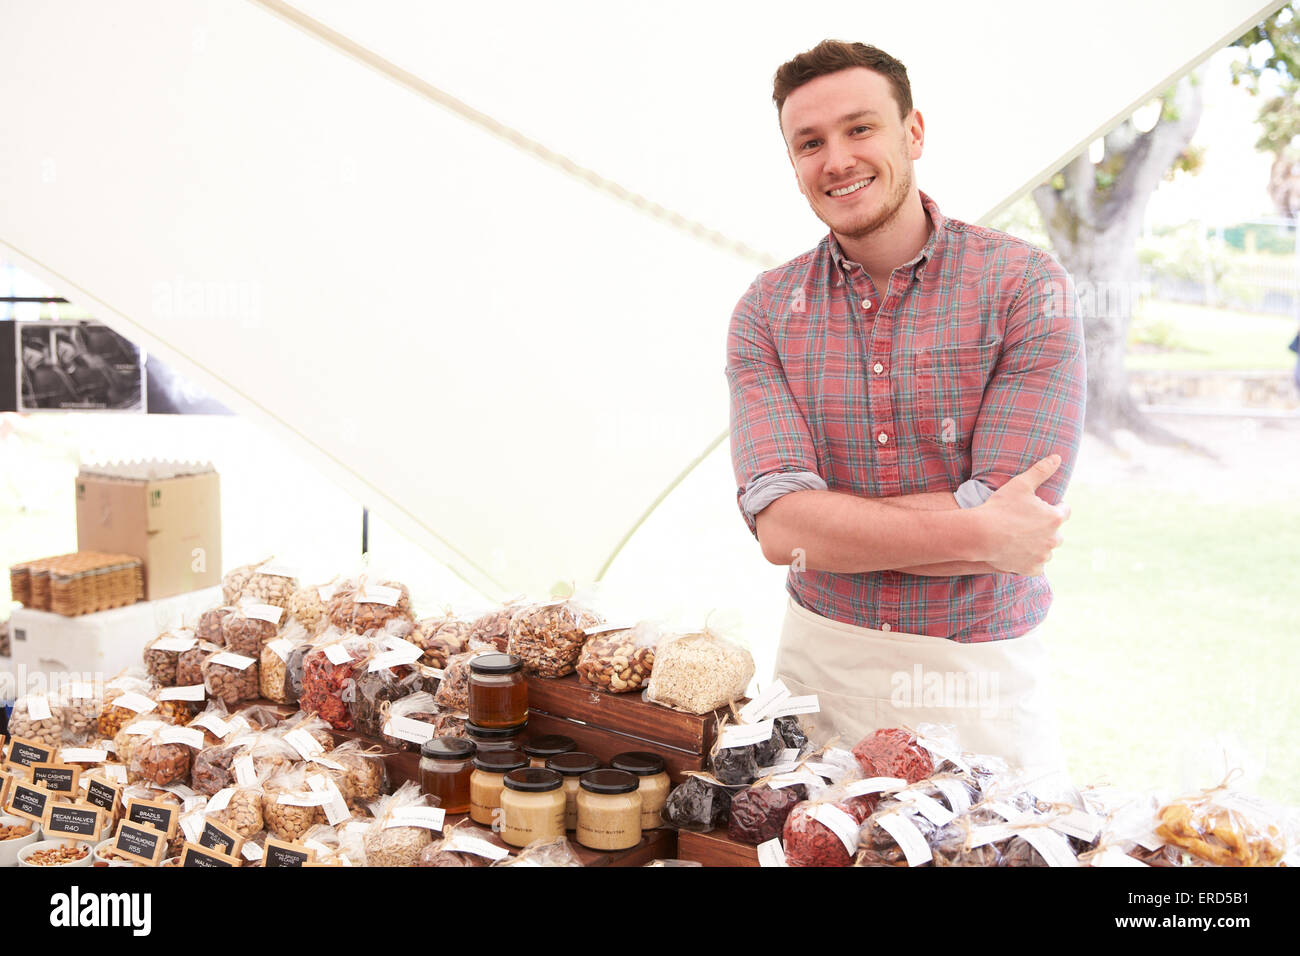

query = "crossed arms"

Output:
[[726, 251, 1086, 578]]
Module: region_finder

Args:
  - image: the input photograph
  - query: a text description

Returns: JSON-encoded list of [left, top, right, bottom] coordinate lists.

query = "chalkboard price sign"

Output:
[[84, 778, 121, 815], [126, 797, 178, 838], [7, 781, 52, 824], [181, 842, 240, 867], [5, 737, 53, 769], [197, 819, 244, 859], [44, 802, 104, 841], [263, 838, 315, 868], [112, 820, 165, 866], [31, 762, 80, 796]]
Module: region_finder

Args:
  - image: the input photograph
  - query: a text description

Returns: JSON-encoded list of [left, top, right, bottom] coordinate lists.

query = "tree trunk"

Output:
[[1032, 73, 1206, 447]]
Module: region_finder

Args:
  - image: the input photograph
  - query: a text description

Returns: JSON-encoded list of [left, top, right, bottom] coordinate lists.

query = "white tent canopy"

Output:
[[0, 0, 1281, 599]]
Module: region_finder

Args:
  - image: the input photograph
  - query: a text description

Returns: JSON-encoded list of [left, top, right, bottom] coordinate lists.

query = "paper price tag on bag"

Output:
[[384, 716, 438, 745], [159, 727, 205, 750], [209, 652, 256, 671], [1019, 827, 1080, 868], [843, 777, 907, 798], [809, 804, 862, 856], [206, 788, 236, 813], [266, 638, 295, 662], [112, 693, 158, 714], [284, 729, 325, 761], [387, 807, 446, 832], [355, 585, 400, 606], [158, 684, 206, 702], [771, 696, 820, 718], [243, 603, 284, 626], [446, 832, 509, 861], [931, 777, 973, 815], [874, 812, 933, 867], [739, 681, 791, 724], [717, 719, 774, 750], [894, 789, 957, 827], [233, 755, 258, 789], [324, 644, 354, 666], [152, 635, 197, 653], [757, 839, 788, 867], [190, 714, 230, 738], [25, 696, 53, 721]]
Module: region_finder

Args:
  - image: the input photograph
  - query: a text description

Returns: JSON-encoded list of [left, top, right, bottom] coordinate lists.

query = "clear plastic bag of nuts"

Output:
[[314, 739, 389, 811], [575, 621, 659, 694], [507, 599, 603, 678], [492, 835, 583, 867], [54, 680, 103, 745], [261, 620, 313, 704], [143, 628, 198, 687], [466, 601, 524, 653], [177, 640, 222, 688], [379, 692, 442, 753], [204, 780, 267, 840], [364, 781, 439, 867], [413, 612, 474, 668], [327, 577, 415, 636], [433, 649, 492, 713], [418, 819, 495, 867], [222, 558, 297, 613], [126, 724, 196, 788], [200, 647, 260, 706], [288, 581, 333, 636], [261, 766, 329, 842], [97, 674, 161, 738], [221, 603, 283, 657], [8, 692, 64, 751], [195, 607, 234, 647]]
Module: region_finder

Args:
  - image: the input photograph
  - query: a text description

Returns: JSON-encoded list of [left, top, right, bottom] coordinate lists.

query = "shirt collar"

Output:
[[827, 190, 945, 283]]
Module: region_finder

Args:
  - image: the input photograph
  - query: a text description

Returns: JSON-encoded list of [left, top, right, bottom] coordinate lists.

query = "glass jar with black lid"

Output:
[[523, 734, 576, 769], [419, 737, 476, 814], [468, 653, 527, 728], [576, 769, 642, 851], [499, 768, 566, 847], [465, 720, 528, 753], [544, 751, 600, 830], [469, 749, 529, 825], [610, 752, 670, 829]]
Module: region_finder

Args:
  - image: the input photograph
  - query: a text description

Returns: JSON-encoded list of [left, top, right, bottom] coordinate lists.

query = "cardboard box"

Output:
[[75, 461, 221, 600]]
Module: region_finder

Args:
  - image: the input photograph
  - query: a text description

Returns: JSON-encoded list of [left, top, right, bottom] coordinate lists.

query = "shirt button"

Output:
[[877, 432, 889, 445], [881, 623, 892, 632], [861, 300, 872, 311], [873, 362, 884, 374]]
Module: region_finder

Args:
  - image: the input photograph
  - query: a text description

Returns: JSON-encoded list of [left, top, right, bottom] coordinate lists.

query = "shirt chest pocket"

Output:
[[911, 340, 1001, 447]]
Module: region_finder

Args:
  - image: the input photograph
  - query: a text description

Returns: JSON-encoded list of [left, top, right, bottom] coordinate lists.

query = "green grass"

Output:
[[1127, 299, 1298, 371], [1047, 480, 1300, 804]]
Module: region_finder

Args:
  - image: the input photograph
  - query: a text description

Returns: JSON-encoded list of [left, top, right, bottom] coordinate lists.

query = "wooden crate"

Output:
[[525, 673, 736, 784], [676, 827, 760, 867]]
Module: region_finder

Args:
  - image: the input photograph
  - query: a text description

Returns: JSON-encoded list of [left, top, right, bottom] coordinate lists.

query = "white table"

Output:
[[7, 587, 221, 696]]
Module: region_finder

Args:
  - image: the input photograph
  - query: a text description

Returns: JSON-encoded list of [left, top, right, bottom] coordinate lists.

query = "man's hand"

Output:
[[974, 455, 1070, 576]]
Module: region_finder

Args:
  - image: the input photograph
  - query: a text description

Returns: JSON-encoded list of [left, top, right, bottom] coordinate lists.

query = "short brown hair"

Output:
[[773, 40, 912, 122]]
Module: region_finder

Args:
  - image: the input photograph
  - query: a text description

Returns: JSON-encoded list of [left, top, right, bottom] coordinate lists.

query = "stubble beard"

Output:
[[813, 160, 914, 244]]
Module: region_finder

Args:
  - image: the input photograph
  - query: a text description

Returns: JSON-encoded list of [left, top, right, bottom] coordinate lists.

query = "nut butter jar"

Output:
[[523, 734, 576, 769], [468, 653, 527, 728], [544, 752, 600, 830], [469, 750, 529, 826], [576, 769, 642, 852], [499, 768, 566, 848], [610, 752, 669, 829]]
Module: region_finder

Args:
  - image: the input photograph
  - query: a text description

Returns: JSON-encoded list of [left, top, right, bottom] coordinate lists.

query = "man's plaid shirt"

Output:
[[726, 192, 1086, 642]]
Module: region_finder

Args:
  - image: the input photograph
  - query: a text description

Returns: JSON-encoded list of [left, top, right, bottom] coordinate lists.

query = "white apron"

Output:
[[775, 597, 1069, 788]]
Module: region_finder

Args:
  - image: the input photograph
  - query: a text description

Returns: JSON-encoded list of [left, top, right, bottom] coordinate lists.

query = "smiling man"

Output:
[[726, 40, 1086, 779]]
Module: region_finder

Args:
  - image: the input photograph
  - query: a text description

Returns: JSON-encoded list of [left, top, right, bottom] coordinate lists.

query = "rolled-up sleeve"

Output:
[[726, 276, 824, 536], [969, 251, 1087, 505]]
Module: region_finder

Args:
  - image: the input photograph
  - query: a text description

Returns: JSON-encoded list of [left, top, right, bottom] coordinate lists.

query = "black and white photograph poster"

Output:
[[17, 320, 144, 411]]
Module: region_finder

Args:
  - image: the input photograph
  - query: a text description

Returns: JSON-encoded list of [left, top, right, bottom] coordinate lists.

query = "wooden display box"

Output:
[[525, 673, 737, 784], [676, 827, 760, 867]]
